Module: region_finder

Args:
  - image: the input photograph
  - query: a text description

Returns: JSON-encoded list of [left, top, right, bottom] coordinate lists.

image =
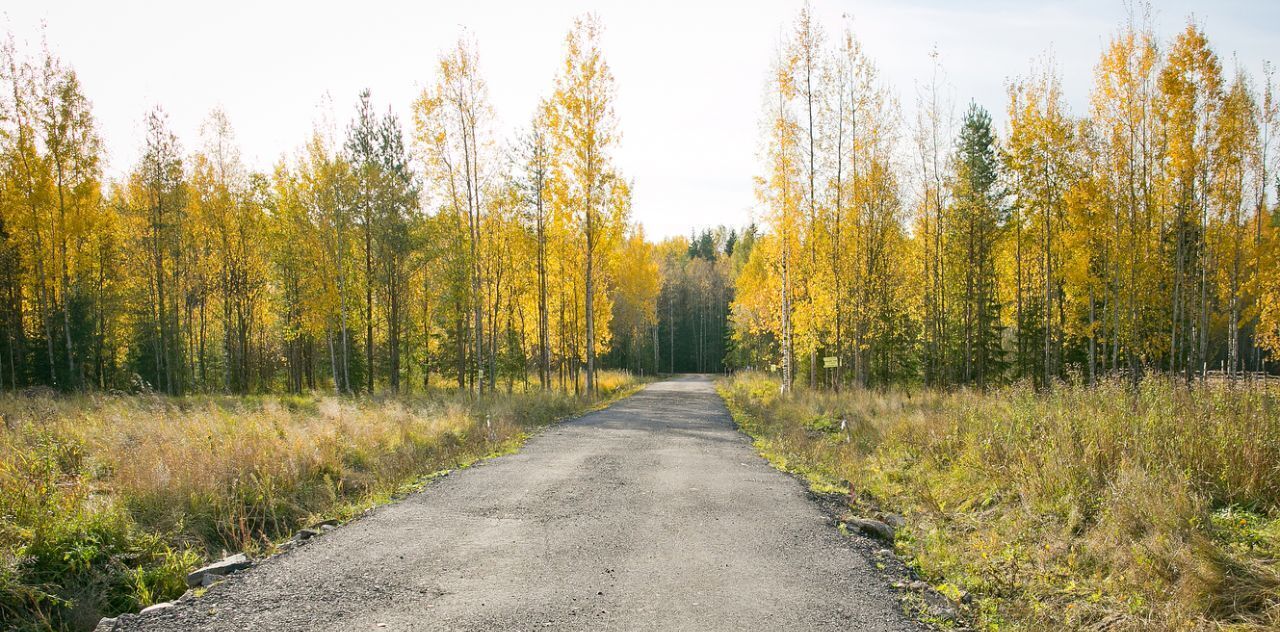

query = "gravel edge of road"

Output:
[[94, 382, 651, 632], [290, 381, 653, 539], [710, 379, 961, 631], [100, 377, 956, 631]]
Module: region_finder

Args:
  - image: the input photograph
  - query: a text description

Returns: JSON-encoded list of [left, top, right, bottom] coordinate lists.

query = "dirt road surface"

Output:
[[115, 375, 919, 631]]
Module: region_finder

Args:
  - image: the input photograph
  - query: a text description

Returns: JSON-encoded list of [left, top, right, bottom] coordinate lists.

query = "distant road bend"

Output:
[[117, 375, 919, 631]]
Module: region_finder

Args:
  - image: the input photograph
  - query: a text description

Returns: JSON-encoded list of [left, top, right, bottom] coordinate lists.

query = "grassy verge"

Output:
[[718, 371, 1280, 631], [0, 371, 641, 631]]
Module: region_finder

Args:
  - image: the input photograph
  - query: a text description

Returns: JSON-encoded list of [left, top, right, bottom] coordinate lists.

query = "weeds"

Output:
[[0, 372, 638, 631], [718, 372, 1280, 631]]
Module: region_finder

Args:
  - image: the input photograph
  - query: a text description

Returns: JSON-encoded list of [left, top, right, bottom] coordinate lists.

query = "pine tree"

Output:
[[950, 102, 1005, 386]]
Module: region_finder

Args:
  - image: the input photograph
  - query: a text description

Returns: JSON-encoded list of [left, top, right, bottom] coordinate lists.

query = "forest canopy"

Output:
[[0, 17, 665, 395], [1, 5, 1278, 396], [732, 5, 1280, 390]]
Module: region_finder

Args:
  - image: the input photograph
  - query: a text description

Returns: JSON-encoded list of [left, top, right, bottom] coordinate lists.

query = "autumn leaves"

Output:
[[0, 16, 656, 396], [285, 16, 648, 397], [738, 6, 908, 390], [733, 6, 1279, 390]]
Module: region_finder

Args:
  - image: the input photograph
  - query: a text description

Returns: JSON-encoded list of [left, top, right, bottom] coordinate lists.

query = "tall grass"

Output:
[[719, 372, 1280, 630], [0, 371, 638, 631]]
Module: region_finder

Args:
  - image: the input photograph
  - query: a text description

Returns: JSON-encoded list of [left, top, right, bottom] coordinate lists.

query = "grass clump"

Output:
[[0, 371, 639, 631], [718, 371, 1280, 631]]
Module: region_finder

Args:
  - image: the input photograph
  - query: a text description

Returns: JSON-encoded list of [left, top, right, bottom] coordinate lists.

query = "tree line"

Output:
[[734, 5, 1280, 390], [7, 7, 1277, 395], [0, 16, 663, 395]]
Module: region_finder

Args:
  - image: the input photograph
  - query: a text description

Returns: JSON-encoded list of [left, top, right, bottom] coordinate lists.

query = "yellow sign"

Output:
[[823, 356, 839, 368]]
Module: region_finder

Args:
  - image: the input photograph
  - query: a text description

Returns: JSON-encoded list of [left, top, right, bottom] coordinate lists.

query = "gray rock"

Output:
[[186, 553, 251, 587], [311, 518, 339, 529], [922, 590, 959, 622], [883, 513, 906, 529], [908, 580, 928, 591], [293, 528, 321, 541], [845, 517, 895, 542], [139, 601, 174, 614], [92, 617, 117, 632]]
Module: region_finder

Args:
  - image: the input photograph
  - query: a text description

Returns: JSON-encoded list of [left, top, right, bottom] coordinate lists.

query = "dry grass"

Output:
[[0, 371, 639, 631], [718, 372, 1280, 631]]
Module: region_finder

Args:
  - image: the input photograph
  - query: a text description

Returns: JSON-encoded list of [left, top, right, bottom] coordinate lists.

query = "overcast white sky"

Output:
[[4, 1, 1276, 239]]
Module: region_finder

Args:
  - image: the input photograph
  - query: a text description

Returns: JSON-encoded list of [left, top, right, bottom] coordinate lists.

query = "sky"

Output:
[[3, 0, 1276, 239]]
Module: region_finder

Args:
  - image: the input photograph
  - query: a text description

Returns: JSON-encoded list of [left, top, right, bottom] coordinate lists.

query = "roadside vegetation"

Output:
[[719, 371, 1280, 631], [0, 371, 638, 631]]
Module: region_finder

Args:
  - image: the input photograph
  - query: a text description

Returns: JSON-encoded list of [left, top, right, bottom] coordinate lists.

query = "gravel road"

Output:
[[115, 375, 920, 631]]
